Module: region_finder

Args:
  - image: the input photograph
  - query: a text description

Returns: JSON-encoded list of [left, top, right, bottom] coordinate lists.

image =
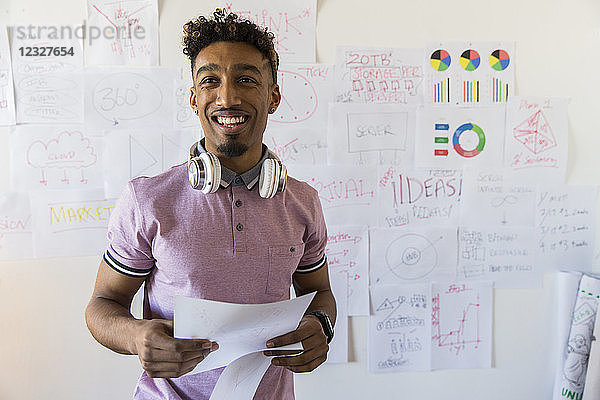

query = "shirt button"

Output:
[[235, 177, 242, 184], [290, 247, 295, 253], [236, 223, 244, 231], [235, 200, 243, 207]]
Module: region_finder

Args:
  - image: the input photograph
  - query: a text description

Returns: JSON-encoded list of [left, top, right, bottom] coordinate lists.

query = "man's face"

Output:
[[190, 41, 280, 159]]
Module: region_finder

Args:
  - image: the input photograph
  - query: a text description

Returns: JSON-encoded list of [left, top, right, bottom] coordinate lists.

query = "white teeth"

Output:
[[216, 116, 246, 126]]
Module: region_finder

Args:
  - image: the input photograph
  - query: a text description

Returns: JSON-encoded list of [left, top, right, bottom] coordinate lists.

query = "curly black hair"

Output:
[[182, 9, 279, 84]]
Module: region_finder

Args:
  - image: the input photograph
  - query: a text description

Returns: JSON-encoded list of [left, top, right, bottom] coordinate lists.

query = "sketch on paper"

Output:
[[275, 69, 318, 123], [377, 166, 462, 228], [0, 192, 33, 259], [505, 97, 568, 180], [370, 226, 457, 285], [335, 46, 423, 104], [266, 132, 326, 165], [368, 284, 431, 373], [223, 0, 316, 63], [0, 26, 15, 125], [27, 130, 97, 185], [85, 68, 175, 130], [325, 225, 369, 316], [431, 281, 493, 369], [87, 0, 159, 65]]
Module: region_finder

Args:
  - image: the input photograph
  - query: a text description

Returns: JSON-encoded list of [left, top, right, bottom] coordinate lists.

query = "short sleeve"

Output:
[[104, 182, 155, 277], [296, 191, 328, 274]]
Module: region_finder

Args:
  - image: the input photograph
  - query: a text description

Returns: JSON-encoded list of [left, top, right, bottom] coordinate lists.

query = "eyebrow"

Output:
[[195, 63, 263, 77]]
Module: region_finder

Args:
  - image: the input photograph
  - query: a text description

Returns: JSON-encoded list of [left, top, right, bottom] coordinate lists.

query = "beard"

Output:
[[216, 140, 248, 158]]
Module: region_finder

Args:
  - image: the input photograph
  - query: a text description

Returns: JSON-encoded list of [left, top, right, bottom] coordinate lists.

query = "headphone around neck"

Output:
[[188, 142, 287, 198]]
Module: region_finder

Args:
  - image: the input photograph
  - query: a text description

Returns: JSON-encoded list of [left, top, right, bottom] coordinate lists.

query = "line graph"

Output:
[[432, 292, 482, 356]]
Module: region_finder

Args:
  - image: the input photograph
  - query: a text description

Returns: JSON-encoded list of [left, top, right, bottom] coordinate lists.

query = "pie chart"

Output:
[[430, 49, 451, 71], [490, 49, 510, 71], [460, 49, 480, 71]]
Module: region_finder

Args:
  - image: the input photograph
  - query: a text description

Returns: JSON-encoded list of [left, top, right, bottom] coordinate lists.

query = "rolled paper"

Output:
[[583, 309, 600, 399]]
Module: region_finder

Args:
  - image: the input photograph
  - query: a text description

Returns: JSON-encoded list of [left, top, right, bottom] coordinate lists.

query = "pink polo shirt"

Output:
[[104, 158, 328, 400]]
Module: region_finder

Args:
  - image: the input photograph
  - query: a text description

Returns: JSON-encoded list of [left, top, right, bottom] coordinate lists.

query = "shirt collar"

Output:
[[196, 139, 269, 190]]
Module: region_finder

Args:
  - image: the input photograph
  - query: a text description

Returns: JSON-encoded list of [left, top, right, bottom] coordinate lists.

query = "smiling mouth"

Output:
[[212, 115, 249, 129]]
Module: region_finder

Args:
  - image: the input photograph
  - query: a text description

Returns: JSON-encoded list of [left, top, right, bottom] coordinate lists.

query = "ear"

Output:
[[189, 85, 198, 112], [269, 83, 281, 113]]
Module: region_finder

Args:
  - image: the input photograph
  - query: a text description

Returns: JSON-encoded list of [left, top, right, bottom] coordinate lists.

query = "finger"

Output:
[[266, 323, 320, 348], [263, 349, 303, 357], [272, 345, 328, 369], [139, 348, 211, 363], [143, 354, 206, 378], [272, 353, 327, 372], [155, 336, 216, 353]]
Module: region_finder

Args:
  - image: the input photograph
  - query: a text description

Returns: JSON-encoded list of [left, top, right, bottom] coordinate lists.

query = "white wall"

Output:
[[1, 0, 599, 399]]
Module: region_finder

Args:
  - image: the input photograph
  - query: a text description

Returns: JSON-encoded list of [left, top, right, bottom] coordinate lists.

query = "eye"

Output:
[[238, 76, 258, 84], [199, 76, 219, 86]]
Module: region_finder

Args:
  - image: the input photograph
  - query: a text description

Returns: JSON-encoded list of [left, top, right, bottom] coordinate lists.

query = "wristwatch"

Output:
[[308, 311, 334, 344]]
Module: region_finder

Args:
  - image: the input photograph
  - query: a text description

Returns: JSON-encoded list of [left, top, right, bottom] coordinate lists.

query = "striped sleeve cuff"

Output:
[[104, 250, 155, 278], [295, 255, 327, 274]]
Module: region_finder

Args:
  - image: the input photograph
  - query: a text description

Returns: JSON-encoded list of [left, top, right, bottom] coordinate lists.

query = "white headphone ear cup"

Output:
[[259, 158, 277, 198], [278, 165, 287, 193], [199, 152, 221, 194]]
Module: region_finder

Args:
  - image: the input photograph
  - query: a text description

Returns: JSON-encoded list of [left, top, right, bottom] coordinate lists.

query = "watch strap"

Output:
[[308, 311, 334, 344]]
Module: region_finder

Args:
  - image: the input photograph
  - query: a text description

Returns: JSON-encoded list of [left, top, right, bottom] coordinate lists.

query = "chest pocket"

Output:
[[267, 243, 305, 298]]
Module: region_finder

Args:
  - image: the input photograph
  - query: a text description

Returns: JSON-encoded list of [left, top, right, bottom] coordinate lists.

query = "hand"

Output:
[[134, 319, 218, 378], [263, 315, 329, 373]]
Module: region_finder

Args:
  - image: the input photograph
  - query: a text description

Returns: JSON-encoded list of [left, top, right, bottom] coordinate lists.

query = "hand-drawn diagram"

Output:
[[431, 282, 492, 369], [369, 284, 431, 373], [0, 192, 33, 259], [325, 225, 369, 316], [267, 134, 326, 165], [513, 109, 557, 154], [87, 0, 159, 65], [174, 73, 195, 129], [335, 47, 423, 104], [11, 34, 83, 123], [224, 0, 316, 63], [384, 233, 440, 280], [86, 68, 175, 130], [0, 69, 9, 109], [370, 226, 457, 285], [273, 69, 317, 123], [26, 129, 98, 185]]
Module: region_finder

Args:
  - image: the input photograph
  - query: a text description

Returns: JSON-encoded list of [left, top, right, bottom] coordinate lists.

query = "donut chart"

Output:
[[460, 49, 481, 71], [453, 123, 486, 157], [385, 234, 438, 280], [490, 49, 510, 71], [430, 49, 451, 71]]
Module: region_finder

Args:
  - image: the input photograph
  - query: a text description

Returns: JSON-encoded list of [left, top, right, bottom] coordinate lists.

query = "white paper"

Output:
[[173, 70, 198, 130], [208, 351, 272, 400], [458, 226, 539, 288], [269, 63, 334, 130], [162, 129, 199, 171], [86, 0, 159, 65], [552, 271, 584, 400], [554, 274, 600, 399], [0, 192, 33, 259], [326, 270, 348, 364], [84, 67, 176, 131], [369, 283, 432, 373], [0, 26, 16, 125], [377, 166, 462, 228], [224, 0, 317, 63], [415, 104, 506, 169], [505, 97, 568, 180], [30, 189, 115, 258], [327, 102, 416, 166], [431, 281, 493, 370], [325, 225, 369, 316], [536, 185, 597, 271], [460, 168, 537, 226], [424, 42, 514, 105], [289, 164, 377, 226], [370, 226, 458, 285], [10, 125, 103, 192], [10, 27, 83, 123], [265, 126, 327, 165], [334, 46, 423, 104], [174, 292, 315, 375]]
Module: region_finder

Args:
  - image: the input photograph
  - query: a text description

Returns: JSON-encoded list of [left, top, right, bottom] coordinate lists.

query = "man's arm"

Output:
[[85, 259, 218, 378], [264, 262, 337, 372]]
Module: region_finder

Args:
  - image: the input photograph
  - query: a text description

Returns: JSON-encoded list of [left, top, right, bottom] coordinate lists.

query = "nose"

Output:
[[215, 80, 241, 108]]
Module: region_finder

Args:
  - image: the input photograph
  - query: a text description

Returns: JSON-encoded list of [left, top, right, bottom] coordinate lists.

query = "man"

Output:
[[85, 9, 336, 400]]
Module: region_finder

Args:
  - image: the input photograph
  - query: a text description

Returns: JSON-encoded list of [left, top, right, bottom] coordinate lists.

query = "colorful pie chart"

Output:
[[490, 49, 510, 71], [460, 50, 480, 71], [430, 49, 451, 71]]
